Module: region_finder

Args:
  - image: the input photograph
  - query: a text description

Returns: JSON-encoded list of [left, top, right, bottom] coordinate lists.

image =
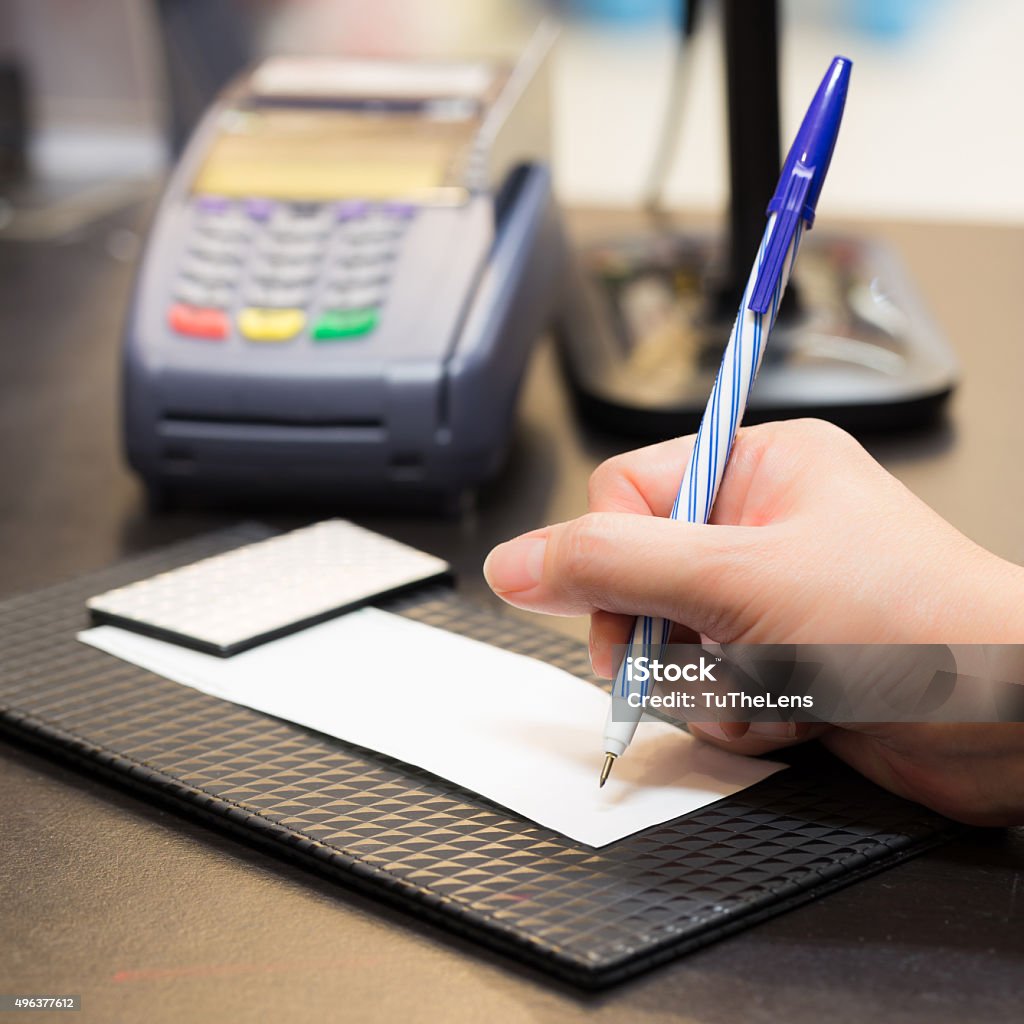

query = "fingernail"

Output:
[[483, 534, 547, 594], [747, 721, 798, 739]]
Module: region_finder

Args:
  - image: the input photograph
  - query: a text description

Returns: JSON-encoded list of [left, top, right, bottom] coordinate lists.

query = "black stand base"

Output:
[[557, 231, 958, 439]]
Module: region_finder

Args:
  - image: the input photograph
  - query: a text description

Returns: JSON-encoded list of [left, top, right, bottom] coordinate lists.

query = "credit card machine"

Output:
[[123, 29, 569, 503]]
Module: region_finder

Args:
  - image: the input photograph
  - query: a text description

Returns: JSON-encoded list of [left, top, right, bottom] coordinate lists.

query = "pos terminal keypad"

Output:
[[168, 196, 415, 344]]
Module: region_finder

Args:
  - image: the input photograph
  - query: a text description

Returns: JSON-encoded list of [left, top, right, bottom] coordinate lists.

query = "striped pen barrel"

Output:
[[600, 56, 851, 786]]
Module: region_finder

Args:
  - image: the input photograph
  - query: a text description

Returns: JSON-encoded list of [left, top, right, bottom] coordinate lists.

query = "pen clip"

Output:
[[748, 167, 812, 315]]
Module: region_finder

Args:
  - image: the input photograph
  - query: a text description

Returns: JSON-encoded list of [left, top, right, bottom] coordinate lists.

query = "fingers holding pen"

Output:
[[585, 435, 699, 517], [589, 612, 699, 679], [584, 422, 821, 528]]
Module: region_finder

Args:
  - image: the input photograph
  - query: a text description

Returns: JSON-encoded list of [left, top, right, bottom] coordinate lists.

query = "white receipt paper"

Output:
[[79, 610, 785, 847]]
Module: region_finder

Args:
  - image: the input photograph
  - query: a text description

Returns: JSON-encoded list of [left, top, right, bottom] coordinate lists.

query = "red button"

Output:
[[168, 303, 229, 339]]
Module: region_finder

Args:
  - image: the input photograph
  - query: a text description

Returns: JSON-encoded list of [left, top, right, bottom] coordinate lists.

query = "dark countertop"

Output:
[[1, 200, 1022, 1021]]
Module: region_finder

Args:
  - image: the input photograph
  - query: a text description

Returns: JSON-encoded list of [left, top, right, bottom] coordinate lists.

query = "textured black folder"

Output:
[[0, 526, 958, 988]]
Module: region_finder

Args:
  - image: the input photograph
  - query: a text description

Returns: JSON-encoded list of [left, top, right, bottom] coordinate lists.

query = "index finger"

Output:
[[588, 423, 788, 527], [587, 435, 698, 517]]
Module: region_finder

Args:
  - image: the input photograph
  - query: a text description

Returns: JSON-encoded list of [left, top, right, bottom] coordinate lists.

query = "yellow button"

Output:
[[237, 307, 305, 342]]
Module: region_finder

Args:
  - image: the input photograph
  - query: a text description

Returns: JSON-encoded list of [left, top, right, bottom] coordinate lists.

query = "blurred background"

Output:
[[1, 0, 1022, 237]]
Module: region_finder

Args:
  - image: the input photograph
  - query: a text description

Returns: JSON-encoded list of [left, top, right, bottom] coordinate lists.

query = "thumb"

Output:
[[483, 512, 766, 639]]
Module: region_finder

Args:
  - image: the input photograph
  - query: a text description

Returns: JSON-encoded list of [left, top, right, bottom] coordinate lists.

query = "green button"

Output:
[[313, 308, 379, 340]]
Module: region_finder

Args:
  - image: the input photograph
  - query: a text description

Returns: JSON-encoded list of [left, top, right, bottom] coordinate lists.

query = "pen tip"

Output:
[[599, 752, 616, 788]]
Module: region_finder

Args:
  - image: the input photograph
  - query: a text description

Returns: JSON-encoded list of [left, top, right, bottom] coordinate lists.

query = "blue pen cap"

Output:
[[768, 55, 852, 227], [748, 55, 852, 314]]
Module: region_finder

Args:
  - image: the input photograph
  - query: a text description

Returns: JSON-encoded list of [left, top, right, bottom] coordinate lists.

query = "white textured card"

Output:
[[86, 520, 449, 654], [79, 610, 785, 847]]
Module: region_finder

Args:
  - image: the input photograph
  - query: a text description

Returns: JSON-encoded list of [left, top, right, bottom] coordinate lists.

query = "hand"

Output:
[[483, 419, 1024, 825]]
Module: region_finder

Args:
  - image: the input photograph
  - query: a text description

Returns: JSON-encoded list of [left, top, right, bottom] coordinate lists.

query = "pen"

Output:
[[600, 55, 852, 787]]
